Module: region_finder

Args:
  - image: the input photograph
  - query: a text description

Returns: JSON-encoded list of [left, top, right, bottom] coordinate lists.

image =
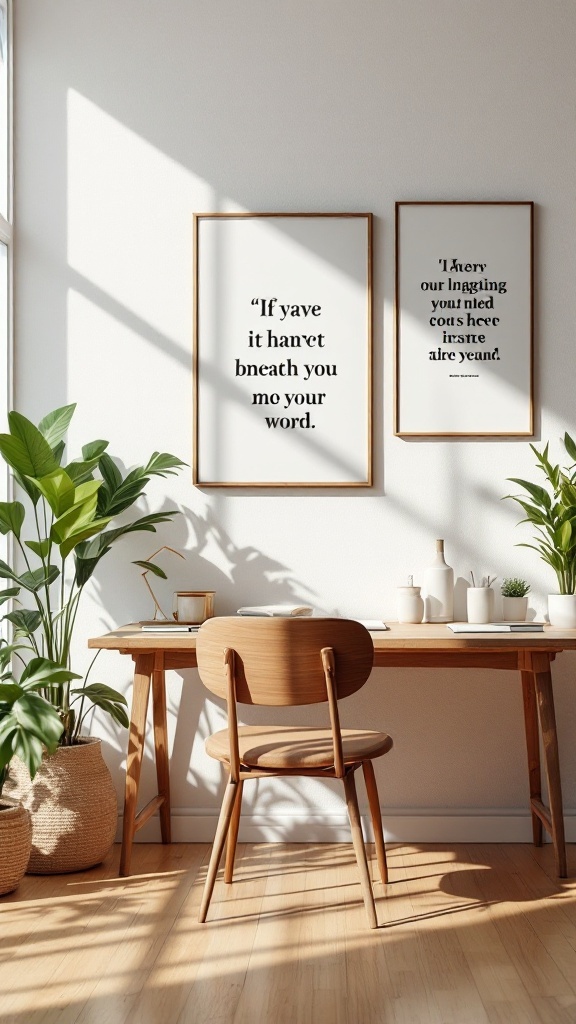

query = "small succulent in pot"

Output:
[[501, 577, 530, 598]]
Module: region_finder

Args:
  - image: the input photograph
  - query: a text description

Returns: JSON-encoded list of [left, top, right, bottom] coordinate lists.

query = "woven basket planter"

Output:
[[5, 737, 118, 874], [0, 798, 32, 895]]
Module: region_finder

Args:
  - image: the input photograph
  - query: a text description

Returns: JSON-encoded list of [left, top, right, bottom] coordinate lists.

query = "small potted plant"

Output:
[[0, 403, 185, 871], [501, 578, 530, 621], [505, 434, 576, 627], [0, 651, 71, 894]]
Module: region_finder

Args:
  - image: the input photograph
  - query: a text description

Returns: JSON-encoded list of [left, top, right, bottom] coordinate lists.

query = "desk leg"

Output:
[[521, 651, 567, 878], [120, 653, 154, 877], [152, 652, 171, 844], [520, 669, 543, 847]]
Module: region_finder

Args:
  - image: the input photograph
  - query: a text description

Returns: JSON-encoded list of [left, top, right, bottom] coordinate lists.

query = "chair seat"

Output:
[[206, 724, 393, 770]]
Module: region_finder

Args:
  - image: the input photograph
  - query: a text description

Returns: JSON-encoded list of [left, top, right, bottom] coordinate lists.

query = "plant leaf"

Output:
[[58, 518, 112, 559], [559, 521, 572, 551], [12, 731, 46, 777], [5, 609, 43, 634], [73, 511, 180, 586], [71, 682, 129, 729], [132, 559, 168, 579], [81, 440, 109, 461], [507, 478, 552, 510], [13, 691, 65, 745], [2, 411, 59, 477], [564, 432, 576, 463], [31, 468, 76, 518], [0, 587, 20, 606], [25, 538, 50, 559], [0, 681, 23, 702], [97, 452, 122, 492], [0, 558, 21, 584], [51, 492, 99, 544], [20, 657, 81, 688], [38, 404, 76, 450], [71, 682, 127, 705], [65, 459, 99, 484], [143, 452, 187, 477], [17, 564, 60, 592], [0, 501, 25, 539]]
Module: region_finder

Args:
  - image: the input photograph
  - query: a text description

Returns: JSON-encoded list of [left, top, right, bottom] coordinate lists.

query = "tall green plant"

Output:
[[0, 404, 185, 744], [505, 433, 576, 595]]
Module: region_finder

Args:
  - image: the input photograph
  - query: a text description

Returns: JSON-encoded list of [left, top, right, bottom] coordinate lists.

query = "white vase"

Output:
[[467, 587, 494, 624], [422, 540, 454, 622], [501, 596, 528, 621], [548, 594, 576, 628]]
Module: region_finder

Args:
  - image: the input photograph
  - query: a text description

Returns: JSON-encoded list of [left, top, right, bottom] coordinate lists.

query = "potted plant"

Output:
[[0, 649, 71, 894], [0, 403, 185, 871], [500, 578, 530, 621], [505, 434, 576, 627]]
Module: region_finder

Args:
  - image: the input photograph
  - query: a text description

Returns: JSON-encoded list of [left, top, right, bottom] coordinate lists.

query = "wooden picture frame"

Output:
[[193, 212, 373, 487], [395, 201, 534, 437]]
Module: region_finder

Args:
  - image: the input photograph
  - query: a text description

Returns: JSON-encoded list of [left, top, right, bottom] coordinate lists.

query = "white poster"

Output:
[[194, 214, 372, 485], [395, 202, 533, 437]]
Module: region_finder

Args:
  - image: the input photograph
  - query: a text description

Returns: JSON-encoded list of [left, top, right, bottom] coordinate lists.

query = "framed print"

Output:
[[193, 213, 372, 486], [395, 201, 534, 437]]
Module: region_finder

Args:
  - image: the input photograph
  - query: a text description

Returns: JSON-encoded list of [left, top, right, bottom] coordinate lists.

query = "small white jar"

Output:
[[396, 585, 424, 624]]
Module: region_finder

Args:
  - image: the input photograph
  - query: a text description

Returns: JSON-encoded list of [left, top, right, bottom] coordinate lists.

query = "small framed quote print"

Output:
[[193, 213, 373, 486], [395, 201, 534, 437]]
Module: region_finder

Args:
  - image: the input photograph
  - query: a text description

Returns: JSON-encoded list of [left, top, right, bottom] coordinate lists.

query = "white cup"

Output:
[[466, 587, 494, 624], [173, 591, 215, 624]]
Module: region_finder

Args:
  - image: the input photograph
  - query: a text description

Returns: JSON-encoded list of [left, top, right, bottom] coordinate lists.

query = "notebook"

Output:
[[447, 622, 544, 633]]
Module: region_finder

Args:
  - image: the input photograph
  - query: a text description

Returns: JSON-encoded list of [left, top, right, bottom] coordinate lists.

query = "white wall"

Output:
[[13, 0, 576, 842]]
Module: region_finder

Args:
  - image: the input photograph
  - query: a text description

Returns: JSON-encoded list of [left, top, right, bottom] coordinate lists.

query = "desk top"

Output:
[[88, 621, 576, 654]]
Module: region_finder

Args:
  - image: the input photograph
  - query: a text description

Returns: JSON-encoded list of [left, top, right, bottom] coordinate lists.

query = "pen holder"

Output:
[[173, 591, 215, 624], [466, 587, 494, 625]]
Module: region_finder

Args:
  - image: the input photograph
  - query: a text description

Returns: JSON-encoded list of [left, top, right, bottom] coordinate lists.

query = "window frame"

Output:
[[0, 0, 13, 557]]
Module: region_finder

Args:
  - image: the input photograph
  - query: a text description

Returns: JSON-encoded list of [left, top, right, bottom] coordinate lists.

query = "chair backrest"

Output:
[[196, 616, 374, 706]]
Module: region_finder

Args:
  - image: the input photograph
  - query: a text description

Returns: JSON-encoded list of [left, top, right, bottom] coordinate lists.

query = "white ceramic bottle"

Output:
[[422, 539, 454, 622]]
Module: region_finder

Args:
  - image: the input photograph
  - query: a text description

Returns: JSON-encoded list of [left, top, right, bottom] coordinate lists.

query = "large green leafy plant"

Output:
[[505, 433, 576, 595], [0, 404, 184, 745]]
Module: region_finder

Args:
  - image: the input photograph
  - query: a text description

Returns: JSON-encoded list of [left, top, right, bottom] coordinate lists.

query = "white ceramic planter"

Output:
[[501, 596, 528, 621], [467, 587, 494, 624], [548, 594, 576, 628]]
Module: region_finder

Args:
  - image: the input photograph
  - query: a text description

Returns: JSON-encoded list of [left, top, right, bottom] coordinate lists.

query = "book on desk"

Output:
[[448, 621, 544, 633]]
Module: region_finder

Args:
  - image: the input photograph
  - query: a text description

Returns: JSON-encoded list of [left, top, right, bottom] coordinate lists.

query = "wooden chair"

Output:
[[196, 616, 393, 928]]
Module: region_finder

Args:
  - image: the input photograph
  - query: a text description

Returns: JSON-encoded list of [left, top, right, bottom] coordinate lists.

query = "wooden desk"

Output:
[[89, 622, 576, 878]]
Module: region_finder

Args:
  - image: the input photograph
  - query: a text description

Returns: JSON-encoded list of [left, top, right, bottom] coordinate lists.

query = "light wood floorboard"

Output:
[[0, 842, 575, 1024]]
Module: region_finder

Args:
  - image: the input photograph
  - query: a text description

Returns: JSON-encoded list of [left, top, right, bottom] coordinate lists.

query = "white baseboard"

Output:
[[116, 807, 576, 845]]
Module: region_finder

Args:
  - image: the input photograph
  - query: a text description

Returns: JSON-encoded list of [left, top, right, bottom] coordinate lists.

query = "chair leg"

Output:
[[362, 760, 388, 885], [343, 769, 378, 929], [224, 779, 244, 883], [199, 779, 238, 923]]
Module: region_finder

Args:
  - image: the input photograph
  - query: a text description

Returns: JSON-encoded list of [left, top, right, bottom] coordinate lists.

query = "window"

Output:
[[0, 0, 11, 554]]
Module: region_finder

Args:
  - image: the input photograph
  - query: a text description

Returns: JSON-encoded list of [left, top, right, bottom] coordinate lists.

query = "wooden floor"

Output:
[[1, 842, 576, 1024]]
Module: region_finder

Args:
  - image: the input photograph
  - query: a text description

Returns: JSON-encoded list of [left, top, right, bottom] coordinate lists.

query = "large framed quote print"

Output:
[[395, 202, 534, 437], [193, 213, 373, 486]]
